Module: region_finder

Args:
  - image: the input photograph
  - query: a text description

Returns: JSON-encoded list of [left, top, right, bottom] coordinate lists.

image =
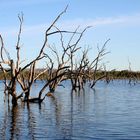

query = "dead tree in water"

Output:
[[69, 48, 90, 91], [0, 15, 24, 106], [62, 26, 90, 90], [0, 7, 72, 104], [66, 33, 110, 91], [0, 6, 90, 104], [46, 26, 90, 92], [17, 6, 75, 102], [43, 26, 91, 92], [44, 31, 71, 93], [88, 39, 110, 88], [0, 6, 109, 105], [127, 59, 138, 85]]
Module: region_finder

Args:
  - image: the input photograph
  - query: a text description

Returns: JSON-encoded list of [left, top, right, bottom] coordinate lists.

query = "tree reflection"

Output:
[[0, 102, 39, 140], [26, 103, 36, 140], [10, 105, 21, 139], [48, 89, 88, 139], [0, 87, 95, 140], [0, 102, 10, 140]]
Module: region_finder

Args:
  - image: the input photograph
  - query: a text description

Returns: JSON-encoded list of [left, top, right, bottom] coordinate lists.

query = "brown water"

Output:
[[0, 80, 140, 140]]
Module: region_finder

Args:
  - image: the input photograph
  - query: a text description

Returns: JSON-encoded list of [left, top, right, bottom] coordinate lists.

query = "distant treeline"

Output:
[[0, 69, 139, 80], [106, 70, 140, 80]]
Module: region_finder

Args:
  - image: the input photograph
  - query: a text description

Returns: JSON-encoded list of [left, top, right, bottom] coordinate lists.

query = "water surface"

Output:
[[0, 80, 140, 140]]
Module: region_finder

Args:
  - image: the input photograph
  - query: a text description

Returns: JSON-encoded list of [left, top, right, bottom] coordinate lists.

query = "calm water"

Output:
[[0, 80, 140, 140]]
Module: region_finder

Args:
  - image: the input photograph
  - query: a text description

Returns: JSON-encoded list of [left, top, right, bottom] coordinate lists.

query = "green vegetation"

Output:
[[0, 69, 139, 80]]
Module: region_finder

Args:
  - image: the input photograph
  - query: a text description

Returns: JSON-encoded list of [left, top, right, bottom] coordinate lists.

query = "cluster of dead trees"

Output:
[[0, 7, 109, 106]]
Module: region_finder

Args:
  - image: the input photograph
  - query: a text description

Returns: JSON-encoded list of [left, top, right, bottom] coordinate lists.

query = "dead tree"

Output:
[[0, 6, 98, 104], [69, 49, 89, 90], [89, 39, 110, 88], [64, 27, 91, 91], [17, 7, 88, 102], [45, 56, 69, 92], [0, 7, 71, 104], [103, 64, 111, 84], [68, 38, 109, 90], [32, 30, 91, 100], [44, 33, 71, 93], [17, 6, 72, 102], [127, 59, 137, 85], [0, 15, 24, 106], [43, 26, 91, 92]]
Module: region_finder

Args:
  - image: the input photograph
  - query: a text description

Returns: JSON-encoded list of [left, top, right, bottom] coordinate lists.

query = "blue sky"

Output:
[[0, 0, 140, 71]]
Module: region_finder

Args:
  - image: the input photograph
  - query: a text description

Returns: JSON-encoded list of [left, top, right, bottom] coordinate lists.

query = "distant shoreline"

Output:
[[0, 69, 139, 80]]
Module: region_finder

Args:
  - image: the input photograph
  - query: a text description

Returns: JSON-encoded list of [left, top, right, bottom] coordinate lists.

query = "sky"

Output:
[[0, 0, 140, 71]]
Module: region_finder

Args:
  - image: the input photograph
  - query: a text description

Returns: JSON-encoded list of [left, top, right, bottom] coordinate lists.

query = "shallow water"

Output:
[[0, 80, 140, 140]]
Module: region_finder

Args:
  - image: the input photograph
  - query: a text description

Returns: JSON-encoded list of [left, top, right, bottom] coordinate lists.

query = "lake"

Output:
[[0, 80, 140, 140]]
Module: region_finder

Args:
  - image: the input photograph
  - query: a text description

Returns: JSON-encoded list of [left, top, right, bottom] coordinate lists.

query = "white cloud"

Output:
[[23, 13, 140, 34], [57, 13, 140, 30], [1, 13, 140, 37]]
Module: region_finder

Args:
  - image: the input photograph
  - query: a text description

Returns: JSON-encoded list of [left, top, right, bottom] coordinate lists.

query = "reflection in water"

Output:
[[0, 80, 140, 139], [26, 103, 35, 140], [50, 91, 73, 139], [10, 106, 20, 140]]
